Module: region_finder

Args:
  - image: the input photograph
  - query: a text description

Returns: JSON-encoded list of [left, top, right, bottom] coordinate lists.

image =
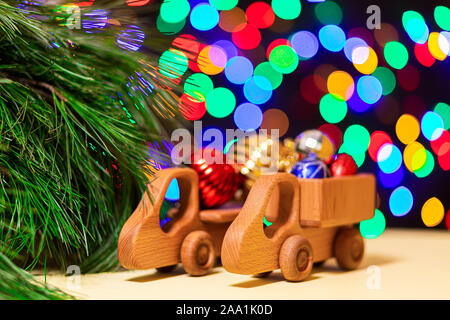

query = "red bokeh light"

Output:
[[246, 2, 275, 29], [446, 210, 450, 231], [172, 34, 205, 73], [300, 75, 323, 104], [396, 64, 420, 91], [179, 93, 206, 121], [126, 0, 151, 6], [414, 42, 436, 67], [318, 123, 343, 151], [232, 23, 261, 50], [368, 131, 392, 162], [431, 130, 450, 171]]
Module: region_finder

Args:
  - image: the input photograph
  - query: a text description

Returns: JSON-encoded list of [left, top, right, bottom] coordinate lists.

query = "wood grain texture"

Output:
[[221, 173, 375, 279], [118, 168, 240, 273]]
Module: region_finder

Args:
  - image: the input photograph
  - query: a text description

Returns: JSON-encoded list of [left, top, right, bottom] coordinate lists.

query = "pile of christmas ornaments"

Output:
[[289, 129, 358, 179], [186, 129, 358, 210]]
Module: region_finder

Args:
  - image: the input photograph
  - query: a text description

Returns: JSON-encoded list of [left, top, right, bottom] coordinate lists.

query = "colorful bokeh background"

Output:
[[57, 0, 450, 236]]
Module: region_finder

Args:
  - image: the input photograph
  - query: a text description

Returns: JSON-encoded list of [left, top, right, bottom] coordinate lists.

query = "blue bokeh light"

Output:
[[421, 111, 444, 141], [233, 103, 263, 132], [243, 75, 273, 105], [225, 56, 254, 85], [190, 4, 219, 31], [344, 37, 368, 63], [377, 143, 402, 174], [290, 31, 319, 59], [357, 75, 383, 104], [318, 25, 346, 52], [378, 165, 404, 188], [389, 186, 414, 217]]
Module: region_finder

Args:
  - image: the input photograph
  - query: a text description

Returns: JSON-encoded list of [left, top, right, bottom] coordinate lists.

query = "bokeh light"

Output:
[[319, 93, 348, 123], [319, 123, 343, 150], [343, 124, 370, 154], [190, 4, 219, 31], [428, 32, 447, 61], [402, 10, 429, 44], [219, 6, 246, 32], [206, 87, 236, 118], [314, 1, 343, 25], [319, 24, 346, 52], [377, 143, 402, 174], [271, 0, 301, 20], [157, 14, 186, 35], [389, 186, 414, 217], [210, 0, 238, 11], [384, 41, 409, 69], [357, 75, 383, 104], [396, 114, 420, 144], [353, 47, 378, 74], [198, 45, 227, 75], [269, 45, 299, 74], [243, 76, 273, 105], [225, 56, 254, 84], [184, 73, 214, 102], [344, 37, 369, 64], [232, 23, 261, 50], [327, 70, 354, 101], [403, 141, 426, 172], [246, 2, 275, 29], [368, 131, 392, 162], [158, 48, 188, 79], [421, 197, 445, 227], [260, 108, 289, 137], [414, 149, 434, 178], [160, 0, 190, 24], [434, 102, 450, 130], [360, 209, 386, 239], [434, 6, 450, 31], [116, 25, 145, 52], [372, 67, 396, 95], [396, 65, 420, 92], [254, 62, 283, 90], [234, 103, 263, 132], [378, 165, 404, 188], [290, 31, 319, 59], [421, 111, 444, 141], [414, 42, 436, 67]]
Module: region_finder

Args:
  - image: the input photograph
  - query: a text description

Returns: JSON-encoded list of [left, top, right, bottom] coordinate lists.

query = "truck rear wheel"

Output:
[[334, 227, 364, 270], [279, 235, 313, 282], [181, 231, 215, 276]]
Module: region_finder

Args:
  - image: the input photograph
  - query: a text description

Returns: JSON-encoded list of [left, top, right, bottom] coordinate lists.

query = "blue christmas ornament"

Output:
[[290, 156, 329, 179]]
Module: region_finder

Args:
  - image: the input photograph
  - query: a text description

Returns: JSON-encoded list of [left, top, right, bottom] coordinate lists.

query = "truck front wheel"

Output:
[[181, 231, 215, 276], [334, 227, 364, 270], [279, 235, 313, 282]]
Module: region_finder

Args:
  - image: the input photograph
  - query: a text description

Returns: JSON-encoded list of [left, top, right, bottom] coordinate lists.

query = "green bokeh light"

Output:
[[372, 66, 396, 95], [157, 14, 186, 35], [319, 93, 348, 124], [360, 209, 386, 239], [384, 41, 409, 70], [434, 102, 450, 130], [160, 0, 190, 24], [414, 149, 435, 178], [158, 49, 188, 79], [271, 0, 301, 20], [184, 73, 214, 101], [269, 45, 299, 74], [434, 6, 450, 31], [209, 0, 238, 11], [206, 87, 236, 118], [254, 62, 283, 90], [338, 143, 365, 167], [344, 124, 370, 154], [314, 1, 343, 25]]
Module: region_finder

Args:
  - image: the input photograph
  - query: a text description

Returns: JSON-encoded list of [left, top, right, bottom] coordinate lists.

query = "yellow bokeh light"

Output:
[[428, 32, 447, 61], [421, 197, 445, 227], [198, 46, 226, 75], [395, 114, 420, 144], [353, 47, 378, 75], [403, 141, 425, 172], [327, 71, 355, 101]]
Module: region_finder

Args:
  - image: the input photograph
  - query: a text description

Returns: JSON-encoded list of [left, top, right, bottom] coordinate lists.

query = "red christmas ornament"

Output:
[[330, 153, 358, 176], [190, 148, 240, 208]]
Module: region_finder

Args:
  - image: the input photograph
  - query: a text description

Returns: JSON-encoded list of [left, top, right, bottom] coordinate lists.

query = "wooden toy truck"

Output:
[[221, 172, 376, 282], [118, 168, 243, 276]]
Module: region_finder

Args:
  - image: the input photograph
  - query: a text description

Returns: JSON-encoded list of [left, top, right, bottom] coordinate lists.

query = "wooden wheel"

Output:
[[156, 264, 177, 273], [279, 235, 313, 282], [181, 231, 215, 276], [334, 227, 364, 270], [254, 271, 272, 278]]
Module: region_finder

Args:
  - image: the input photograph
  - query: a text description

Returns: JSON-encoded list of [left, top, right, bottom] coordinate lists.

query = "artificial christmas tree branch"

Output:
[[0, 0, 183, 298]]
